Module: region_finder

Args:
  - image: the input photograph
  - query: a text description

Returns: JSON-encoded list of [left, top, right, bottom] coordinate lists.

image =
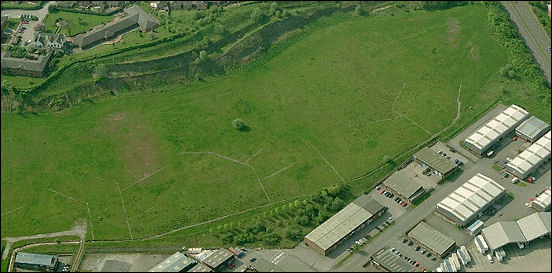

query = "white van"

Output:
[[487, 254, 494, 263], [512, 177, 519, 184]]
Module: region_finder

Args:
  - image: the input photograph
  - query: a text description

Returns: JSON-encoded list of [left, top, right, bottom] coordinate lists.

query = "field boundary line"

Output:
[[365, 116, 402, 125], [116, 183, 133, 240], [308, 141, 345, 182], [48, 188, 84, 203], [391, 82, 433, 136], [86, 203, 94, 240], [245, 147, 264, 164], [251, 167, 271, 202], [122, 166, 168, 192], [1, 206, 23, 216], [211, 152, 249, 166], [129, 207, 154, 220], [262, 160, 300, 181]]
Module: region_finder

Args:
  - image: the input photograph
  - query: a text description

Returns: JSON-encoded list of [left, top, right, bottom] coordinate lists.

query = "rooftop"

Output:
[[372, 249, 418, 272], [408, 221, 455, 256], [516, 116, 550, 140], [148, 252, 196, 272], [201, 248, 233, 269], [465, 104, 529, 151], [481, 212, 551, 250], [437, 173, 505, 223], [413, 147, 457, 174], [383, 170, 424, 199], [516, 212, 551, 241], [1, 50, 53, 73], [304, 195, 384, 251], [532, 188, 551, 211], [507, 131, 551, 176], [188, 263, 213, 272], [14, 252, 55, 267]]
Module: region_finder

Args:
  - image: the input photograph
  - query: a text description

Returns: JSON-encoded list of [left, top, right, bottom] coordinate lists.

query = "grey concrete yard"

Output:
[[79, 253, 168, 272]]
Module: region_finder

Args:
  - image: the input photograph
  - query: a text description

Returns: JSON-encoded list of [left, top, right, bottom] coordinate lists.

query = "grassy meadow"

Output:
[[42, 10, 115, 36], [2, 5, 523, 242]]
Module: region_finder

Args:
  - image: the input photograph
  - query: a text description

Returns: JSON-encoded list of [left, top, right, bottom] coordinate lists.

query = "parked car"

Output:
[[512, 136, 518, 141], [438, 150, 443, 155], [376, 186, 381, 191], [512, 177, 519, 184], [401, 202, 407, 207], [426, 253, 431, 257], [421, 249, 426, 254], [415, 246, 421, 251], [421, 267, 427, 272], [503, 173, 509, 178], [414, 262, 419, 267], [380, 189, 386, 194], [390, 247, 396, 252], [402, 238, 408, 243], [408, 241, 413, 246], [431, 257, 437, 261], [531, 176, 536, 181]]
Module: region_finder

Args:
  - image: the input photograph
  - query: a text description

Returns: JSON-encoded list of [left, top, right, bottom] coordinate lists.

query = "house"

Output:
[[55, 1, 74, 8], [170, 1, 194, 10], [72, 5, 159, 49], [32, 33, 66, 49], [193, 1, 208, 9], [1, 50, 53, 77]]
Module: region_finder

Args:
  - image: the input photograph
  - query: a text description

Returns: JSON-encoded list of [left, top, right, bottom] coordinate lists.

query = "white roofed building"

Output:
[[532, 188, 551, 212], [506, 131, 551, 179], [465, 105, 529, 155], [436, 173, 505, 226]]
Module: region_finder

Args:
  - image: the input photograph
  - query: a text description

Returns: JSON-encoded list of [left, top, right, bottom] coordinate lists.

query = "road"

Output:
[[501, 1, 551, 83]]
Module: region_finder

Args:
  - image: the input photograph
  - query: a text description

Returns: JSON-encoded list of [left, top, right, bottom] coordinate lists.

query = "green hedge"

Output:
[[1, 1, 46, 10], [49, 5, 124, 16]]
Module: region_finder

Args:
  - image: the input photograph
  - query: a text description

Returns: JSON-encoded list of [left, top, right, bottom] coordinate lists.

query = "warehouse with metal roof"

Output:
[[383, 171, 425, 202], [188, 263, 213, 272], [532, 188, 551, 212], [413, 147, 458, 177], [407, 221, 456, 257], [436, 173, 505, 226], [304, 195, 385, 255], [506, 131, 551, 179], [481, 212, 551, 251], [201, 248, 233, 271], [371, 248, 417, 272], [14, 252, 58, 271], [465, 104, 529, 155], [515, 116, 550, 143], [148, 252, 196, 272]]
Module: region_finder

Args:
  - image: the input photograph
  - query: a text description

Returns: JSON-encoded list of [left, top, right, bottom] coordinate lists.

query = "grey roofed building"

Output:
[[383, 170, 425, 201], [304, 195, 385, 255], [465, 104, 529, 155], [436, 173, 505, 226], [413, 147, 458, 176], [188, 263, 213, 272], [481, 212, 551, 251], [201, 248, 233, 270], [517, 212, 551, 242], [250, 257, 283, 272], [1, 50, 53, 77], [15, 252, 56, 267], [481, 221, 526, 251], [371, 248, 417, 272], [506, 131, 551, 179], [532, 188, 551, 212], [73, 5, 159, 49], [516, 116, 550, 143], [407, 221, 455, 257], [148, 252, 196, 272]]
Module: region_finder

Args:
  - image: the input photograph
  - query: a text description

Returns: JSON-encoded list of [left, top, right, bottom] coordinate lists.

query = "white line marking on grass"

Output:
[[179, 151, 210, 155], [308, 142, 345, 182], [365, 116, 402, 124], [129, 207, 154, 220], [85, 202, 95, 240], [216, 91, 233, 98], [48, 189, 83, 203], [1, 206, 23, 216], [391, 82, 407, 110], [116, 183, 133, 240], [211, 152, 249, 166], [251, 167, 271, 202], [122, 166, 168, 192], [262, 160, 300, 181], [391, 82, 433, 136], [245, 147, 264, 163]]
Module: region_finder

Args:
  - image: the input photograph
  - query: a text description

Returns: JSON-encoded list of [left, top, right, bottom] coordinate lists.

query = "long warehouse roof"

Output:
[[507, 131, 551, 176], [413, 147, 457, 174], [305, 195, 383, 251], [482, 212, 551, 250], [466, 104, 529, 150], [515, 116, 550, 140], [532, 188, 551, 211], [408, 222, 455, 256], [437, 173, 505, 223]]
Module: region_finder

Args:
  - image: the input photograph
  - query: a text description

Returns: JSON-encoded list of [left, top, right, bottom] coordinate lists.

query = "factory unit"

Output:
[[506, 131, 551, 179], [304, 195, 385, 256], [14, 252, 58, 271], [412, 147, 458, 179], [481, 212, 551, 251], [532, 188, 551, 212], [407, 221, 456, 258], [464, 104, 529, 156], [436, 173, 505, 227], [515, 116, 550, 143], [148, 252, 197, 272]]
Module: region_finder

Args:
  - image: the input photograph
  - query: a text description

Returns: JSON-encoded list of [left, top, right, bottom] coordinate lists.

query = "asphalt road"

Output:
[[501, 1, 551, 83], [1, 1, 55, 45]]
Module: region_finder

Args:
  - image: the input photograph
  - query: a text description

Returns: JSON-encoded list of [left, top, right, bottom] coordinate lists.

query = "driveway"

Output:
[[1, 1, 55, 45], [501, 1, 551, 83]]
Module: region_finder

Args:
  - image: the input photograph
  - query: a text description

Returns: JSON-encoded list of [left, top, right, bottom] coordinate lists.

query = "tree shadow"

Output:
[[239, 125, 251, 132]]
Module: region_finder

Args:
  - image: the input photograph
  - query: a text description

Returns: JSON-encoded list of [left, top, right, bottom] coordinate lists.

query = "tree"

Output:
[[59, 19, 72, 36], [232, 118, 247, 131], [294, 200, 302, 208], [93, 64, 108, 80], [33, 22, 45, 32], [328, 197, 345, 212], [286, 225, 303, 241], [198, 49, 208, 62], [354, 5, 365, 16], [500, 64, 513, 77], [250, 8, 266, 23], [263, 232, 281, 245], [214, 24, 225, 35]]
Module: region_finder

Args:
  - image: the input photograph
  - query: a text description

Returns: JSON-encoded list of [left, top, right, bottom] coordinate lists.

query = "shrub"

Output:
[[232, 118, 247, 131]]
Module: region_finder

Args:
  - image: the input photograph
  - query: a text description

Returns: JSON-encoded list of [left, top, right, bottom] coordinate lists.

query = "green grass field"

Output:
[[0, 5, 521, 242], [43, 10, 114, 36]]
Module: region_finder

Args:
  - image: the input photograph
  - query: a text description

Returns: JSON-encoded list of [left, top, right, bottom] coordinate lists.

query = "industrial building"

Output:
[[148, 252, 196, 272], [467, 219, 485, 236], [371, 248, 417, 272], [304, 195, 386, 256], [14, 252, 58, 271], [201, 248, 234, 271], [465, 104, 529, 156], [532, 188, 551, 212], [515, 116, 550, 143], [188, 263, 213, 272], [412, 147, 458, 178], [249, 254, 314, 272], [506, 131, 551, 179], [407, 221, 456, 258], [436, 173, 505, 226], [382, 170, 425, 202], [481, 212, 551, 251]]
